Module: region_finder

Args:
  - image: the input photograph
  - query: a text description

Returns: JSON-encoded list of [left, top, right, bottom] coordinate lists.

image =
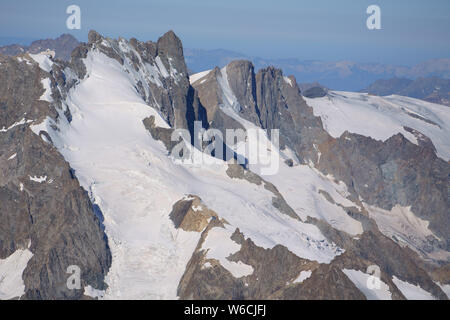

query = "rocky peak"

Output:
[[68, 30, 200, 130], [156, 30, 186, 75], [225, 60, 260, 124], [87, 30, 103, 44]]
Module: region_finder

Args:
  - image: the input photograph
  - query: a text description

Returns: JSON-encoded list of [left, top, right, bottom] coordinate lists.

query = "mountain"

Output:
[[362, 78, 414, 96], [185, 48, 450, 91], [4, 35, 448, 92], [0, 30, 449, 300], [0, 34, 79, 61], [362, 77, 450, 107]]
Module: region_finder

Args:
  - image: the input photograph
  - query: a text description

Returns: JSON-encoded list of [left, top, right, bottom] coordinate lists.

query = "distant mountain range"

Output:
[[362, 77, 450, 107], [0, 34, 79, 61], [1, 34, 449, 97], [185, 48, 450, 92]]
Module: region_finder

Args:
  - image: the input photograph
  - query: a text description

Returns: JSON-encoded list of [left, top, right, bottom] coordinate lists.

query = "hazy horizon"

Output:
[[1, 0, 449, 66]]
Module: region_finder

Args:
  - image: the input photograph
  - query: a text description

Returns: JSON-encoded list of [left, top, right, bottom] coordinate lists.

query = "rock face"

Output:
[[0, 34, 79, 61], [0, 54, 111, 299], [191, 62, 328, 162], [190, 67, 245, 133], [316, 132, 449, 253]]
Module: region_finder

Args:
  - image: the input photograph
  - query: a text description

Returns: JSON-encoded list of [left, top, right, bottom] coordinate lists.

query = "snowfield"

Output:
[[32, 50, 343, 299], [304, 91, 450, 161], [0, 248, 33, 300]]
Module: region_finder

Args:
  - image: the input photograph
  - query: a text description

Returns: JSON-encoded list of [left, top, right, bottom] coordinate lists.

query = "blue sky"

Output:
[[1, 0, 449, 65]]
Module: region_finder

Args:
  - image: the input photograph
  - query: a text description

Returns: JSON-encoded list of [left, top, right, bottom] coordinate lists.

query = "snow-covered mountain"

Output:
[[0, 30, 449, 300]]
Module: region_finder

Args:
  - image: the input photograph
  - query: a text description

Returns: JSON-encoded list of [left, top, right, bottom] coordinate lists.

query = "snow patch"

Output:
[[217, 66, 241, 113], [39, 78, 53, 102], [29, 53, 53, 73], [392, 276, 435, 300], [29, 175, 47, 183], [0, 248, 33, 300], [189, 70, 211, 84], [84, 285, 105, 299], [342, 269, 392, 300], [283, 76, 293, 86], [202, 225, 254, 278], [293, 270, 312, 284], [0, 118, 33, 133], [155, 56, 169, 78]]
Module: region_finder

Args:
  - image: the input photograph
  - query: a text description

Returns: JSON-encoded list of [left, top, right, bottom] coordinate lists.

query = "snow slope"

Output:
[[436, 282, 450, 299], [189, 70, 211, 84], [293, 270, 312, 284], [202, 224, 254, 278], [33, 49, 342, 299], [342, 269, 392, 300], [392, 276, 435, 300], [29, 53, 53, 72], [0, 248, 33, 300], [304, 91, 450, 161]]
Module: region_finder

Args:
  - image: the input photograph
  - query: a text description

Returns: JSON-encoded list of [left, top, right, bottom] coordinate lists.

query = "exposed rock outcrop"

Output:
[[169, 195, 218, 232], [0, 54, 111, 299]]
